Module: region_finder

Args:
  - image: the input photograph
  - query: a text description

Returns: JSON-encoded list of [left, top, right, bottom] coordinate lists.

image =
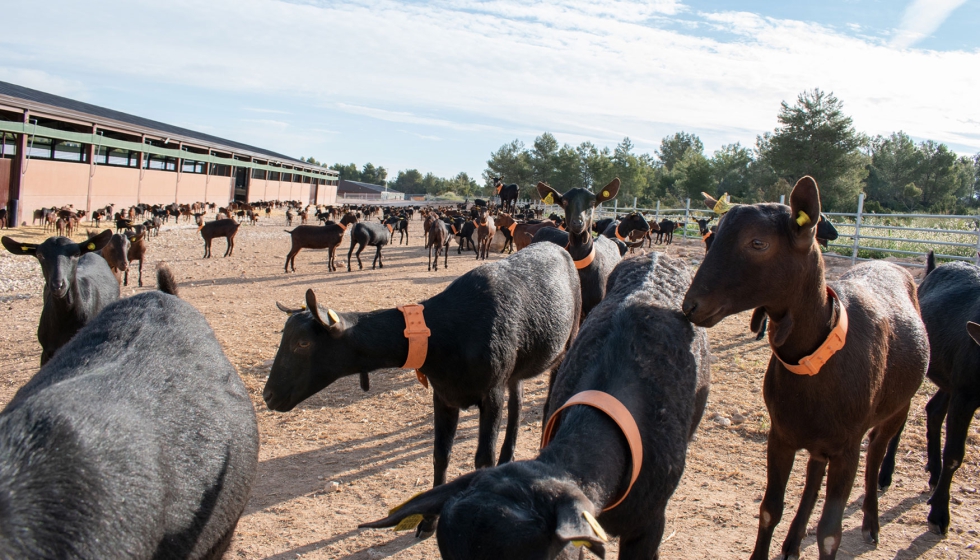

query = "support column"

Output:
[[9, 111, 29, 226], [85, 124, 97, 214], [137, 134, 145, 204]]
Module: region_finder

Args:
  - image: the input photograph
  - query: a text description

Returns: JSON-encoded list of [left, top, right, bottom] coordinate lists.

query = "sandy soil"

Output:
[[0, 211, 977, 560]]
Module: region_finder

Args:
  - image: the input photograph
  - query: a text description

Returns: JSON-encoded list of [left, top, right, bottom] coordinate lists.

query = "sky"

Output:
[[1, 0, 978, 182]]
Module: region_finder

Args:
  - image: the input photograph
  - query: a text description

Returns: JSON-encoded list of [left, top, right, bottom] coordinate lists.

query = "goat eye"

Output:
[[297, 340, 311, 349], [751, 240, 769, 251]]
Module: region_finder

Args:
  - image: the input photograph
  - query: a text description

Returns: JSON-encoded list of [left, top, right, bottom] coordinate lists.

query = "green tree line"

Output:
[[483, 89, 980, 213], [298, 159, 482, 199]]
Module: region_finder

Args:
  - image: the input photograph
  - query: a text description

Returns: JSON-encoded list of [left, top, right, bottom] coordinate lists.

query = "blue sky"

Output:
[[1, 0, 977, 182]]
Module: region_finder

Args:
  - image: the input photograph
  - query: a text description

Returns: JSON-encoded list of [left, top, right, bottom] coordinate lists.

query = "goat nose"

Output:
[[262, 386, 273, 403], [681, 299, 697, 318]]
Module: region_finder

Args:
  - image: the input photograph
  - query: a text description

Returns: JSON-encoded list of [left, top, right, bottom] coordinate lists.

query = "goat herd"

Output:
[[0, 176, 977, 559]]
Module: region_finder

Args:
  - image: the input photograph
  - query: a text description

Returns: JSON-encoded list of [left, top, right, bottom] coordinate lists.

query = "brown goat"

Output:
[[95, 231, 130, 284], [284, 213, 358, 273], [425, 218, 450, 271], [475, 209, 495, 260], [125, 231, 147, 287], [681, 176, 928, 560]]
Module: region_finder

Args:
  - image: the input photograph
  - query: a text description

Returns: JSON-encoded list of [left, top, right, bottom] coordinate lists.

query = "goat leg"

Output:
[[496, 379, 523, 465], [927, 394, 978, 536], [925, 389, 951, 489], [814, 447, 861, 560], [750, 436, 796, 560], [781, 457, 827, 559]]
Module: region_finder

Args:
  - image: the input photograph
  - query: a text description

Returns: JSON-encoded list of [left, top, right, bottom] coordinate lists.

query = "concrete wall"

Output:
[[17, 159, 329, 214], [20, 160, 90, 213]]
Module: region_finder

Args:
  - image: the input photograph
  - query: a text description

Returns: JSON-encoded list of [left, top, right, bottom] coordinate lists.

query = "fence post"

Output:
[[655, 200, 660, 220], [779, 195, 785, 205], [974, 221, 980, 265], [684, 198, 691, 238], [851, 193, 865, 265], [633, 197, 637, 212], [614, 199, 618, 216]]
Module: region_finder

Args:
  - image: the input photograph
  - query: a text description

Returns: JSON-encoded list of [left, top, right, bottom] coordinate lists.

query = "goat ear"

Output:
[[702, 191, 719, 210], [2, 236, 38, 256], [789, 176, 820, 249], [815, 214, 838, 242], [537, 182, 563, 206], [554, 497, 607, 558], [358, 471, 481, 530], [276, 301, 305, 314], [80, 229, 112, 254], [359, 372, 370, 392], [306, 289, 344, 337], [967, 322, 980, 347], [595, 178, 620, 204], [769, 313, 794, 348], [750, 308, 768, 336]]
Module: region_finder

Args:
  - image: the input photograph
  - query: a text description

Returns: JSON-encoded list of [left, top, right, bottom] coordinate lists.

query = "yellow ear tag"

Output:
[[571, 540, 592, 548], [21, 246, 30, 252], [327, 309, 340, 323], [543, 192, 555, 205], [87, 242, 96, 250], [602, 190, 610, 197], [393, 514, 424, 532], [582, 511, 608, 542], [387, 492, 425, 532], [796, 210, 811, 227], [713, 193, 734, 215]]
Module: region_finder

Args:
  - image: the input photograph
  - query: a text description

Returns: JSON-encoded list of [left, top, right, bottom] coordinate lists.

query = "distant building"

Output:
[[337, 179, 403, 201], [0, 81, 338, 226]]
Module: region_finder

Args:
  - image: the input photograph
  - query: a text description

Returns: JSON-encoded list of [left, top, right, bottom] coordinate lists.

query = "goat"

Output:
[[284, 213, 358, 273], [0, 267, 258, 559], [2, 230, 118, 365], [199, 219, 240, 258], [454, 218, 477, 254], [96, 231, 130, 284], [124, 231, 147, 287], [533, 178, 621, 318], [654, 219, 683, 245], [0, 208, 7, 229], [493, 177, 520, 213], [393, 215, 410, 245], [916, 252, 980, 535], [347, 217, 398, 271], [681, 176, 929, 559], [426, 218, 451, 271], [286, 209, 295, 226], [475, 208, 496, 260], [600, 212, 653, 242], [362, 252, 709, 559], [265, 242, 582, 538]]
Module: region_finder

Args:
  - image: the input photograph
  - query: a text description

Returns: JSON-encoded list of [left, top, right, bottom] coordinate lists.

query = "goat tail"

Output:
[[926, 250, 936, 276], [156, 262, 179, 297]]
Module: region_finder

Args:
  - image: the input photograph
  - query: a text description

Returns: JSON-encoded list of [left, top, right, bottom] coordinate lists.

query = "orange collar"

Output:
[[337, 221, 348, 232], [505, 222, 517, 236], [565, 243, 596, 269], [450, 223, 458, 235], [397, 304, 431, 388], [558, 224, 565, 231], [770, 286, 848, 376], [701, 231, 712, 242], [614, 224, 627, 242], [541, 390, 643, 511], [386, 223, 394, 234], [496, 185, 502, 194]]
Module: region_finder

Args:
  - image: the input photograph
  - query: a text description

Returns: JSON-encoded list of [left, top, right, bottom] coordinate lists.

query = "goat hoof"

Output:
[[862, 529, 879, 546], [927, 521, 947, 537]]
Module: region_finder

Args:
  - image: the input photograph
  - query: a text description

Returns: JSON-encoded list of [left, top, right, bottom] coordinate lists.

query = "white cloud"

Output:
[[0, 0, 978, 174], [891, 0, 968, 49], [0, 68, 88, 99]]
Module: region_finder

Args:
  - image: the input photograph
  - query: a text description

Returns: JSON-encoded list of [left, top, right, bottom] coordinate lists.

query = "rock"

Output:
[[731, 412, 746, 425], [714, 416, 731, 428], [328, 481, 342, 492], [951, 496, 962, 505]]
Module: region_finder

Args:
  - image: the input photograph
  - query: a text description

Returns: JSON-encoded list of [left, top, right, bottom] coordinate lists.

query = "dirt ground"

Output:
[[0, 210, 977, 560]]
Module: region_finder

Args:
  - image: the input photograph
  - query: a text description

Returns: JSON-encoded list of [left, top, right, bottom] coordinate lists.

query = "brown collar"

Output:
[[396, 304, 431, 388], [770, 286, 848, 376], [541, 390, 643, 511]]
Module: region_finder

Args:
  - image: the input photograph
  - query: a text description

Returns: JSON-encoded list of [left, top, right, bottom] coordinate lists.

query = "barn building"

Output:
[[0, 81, 338, 226], [337, 179, 403, 201]]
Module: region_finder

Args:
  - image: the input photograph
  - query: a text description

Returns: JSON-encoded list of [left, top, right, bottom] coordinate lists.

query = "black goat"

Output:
[[199, 219, 240, 258], [0, 268, 259, 559], [533, 179, 620, 318], [600, 212, 652, 243], [493, 177, 520, 213], [362, 252, 710, 559], [347, 217, 398, 271], [265, 242, 582, 538], [2, 230, 118, 365], [454, 218, 477, 254], [917, 252, 980, 535]]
